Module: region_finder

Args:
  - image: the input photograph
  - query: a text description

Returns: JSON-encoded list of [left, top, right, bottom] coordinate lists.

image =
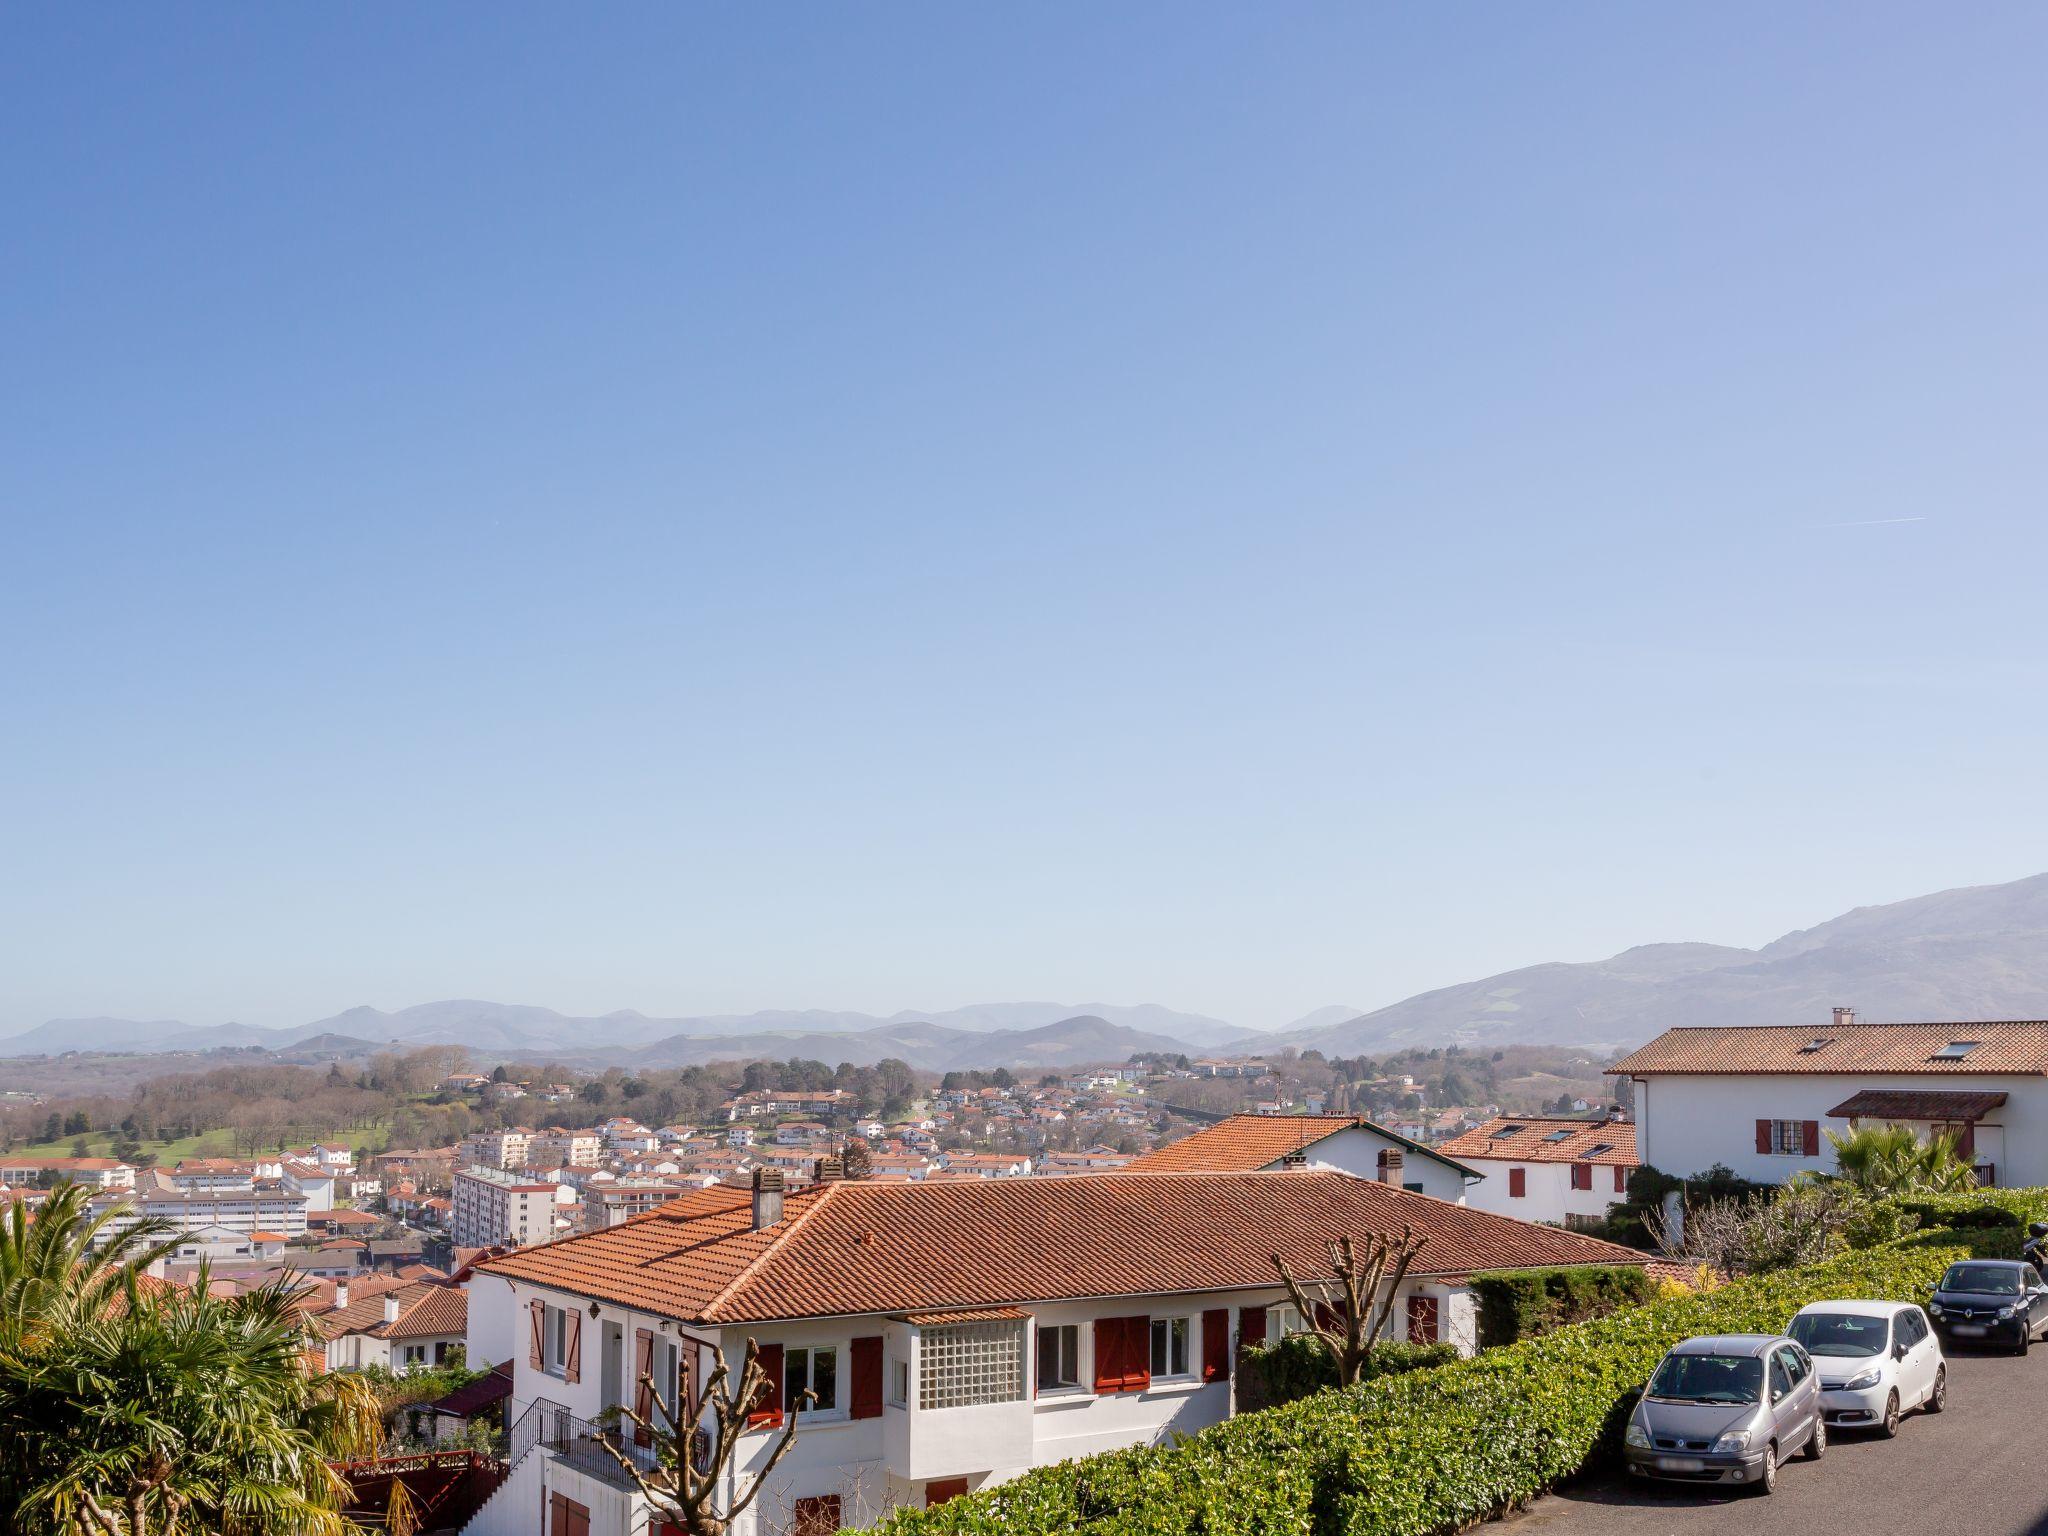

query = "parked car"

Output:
[[1927, 1259, 2048, 1354], [1787, 1300, 1946, 1436], [1623, 1333, 1823, 1495]]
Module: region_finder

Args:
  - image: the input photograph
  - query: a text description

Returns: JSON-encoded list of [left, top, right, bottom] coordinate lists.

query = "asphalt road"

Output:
[[1503, 1344, 2048, 1536]]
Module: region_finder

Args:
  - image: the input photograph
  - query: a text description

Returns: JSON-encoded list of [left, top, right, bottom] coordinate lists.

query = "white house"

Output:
[[319, 1282, 470, 1374], [1125, 1113, 1480, 1204], [283, 1159, 338, 1212], [1435, 1116, 1638, 1227], [1611, 1011, 2048, 1187], [458, 1167, 1643, 1536]]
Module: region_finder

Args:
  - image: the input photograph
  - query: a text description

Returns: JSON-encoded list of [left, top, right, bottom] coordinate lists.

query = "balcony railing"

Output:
[[507, 1398, 664, 1490]]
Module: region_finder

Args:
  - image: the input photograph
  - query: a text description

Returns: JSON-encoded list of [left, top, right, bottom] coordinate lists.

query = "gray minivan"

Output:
[[1622, 1333, 1824, 1495]]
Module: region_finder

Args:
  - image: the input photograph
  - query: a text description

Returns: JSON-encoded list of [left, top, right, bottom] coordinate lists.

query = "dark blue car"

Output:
[[1927, 1259, 2048, 1354]]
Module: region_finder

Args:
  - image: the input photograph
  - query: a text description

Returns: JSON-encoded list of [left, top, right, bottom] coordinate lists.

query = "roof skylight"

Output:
[[1932, 1040, 1982, 1061]]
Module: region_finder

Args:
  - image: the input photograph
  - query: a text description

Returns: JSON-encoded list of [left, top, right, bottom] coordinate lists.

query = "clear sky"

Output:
[[4, 6, 2046, 1036]]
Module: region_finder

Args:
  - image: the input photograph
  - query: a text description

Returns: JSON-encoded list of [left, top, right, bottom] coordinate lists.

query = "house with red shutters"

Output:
[[1610, 1010, 2048, 1188], [1436, 1114, 1638, 1229], [457, 1165, 1646, 1536]]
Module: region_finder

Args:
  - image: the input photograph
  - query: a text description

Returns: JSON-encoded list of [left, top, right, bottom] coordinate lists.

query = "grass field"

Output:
[[10, 1121, 393, 1164]]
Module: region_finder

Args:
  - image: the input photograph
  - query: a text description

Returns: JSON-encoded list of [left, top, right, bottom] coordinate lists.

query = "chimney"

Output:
[[1833, 1006, 1857, 1029], [1378, 1148, 1404, 1186], [1607, 1103, 1627, 1124], [751, 1167, 786, 1230], [334, 1280, 348, 1310], [812, 1156, 844, 1184], [383, 1294, 401, 1325], [1279, 1148, 1308, 1169]]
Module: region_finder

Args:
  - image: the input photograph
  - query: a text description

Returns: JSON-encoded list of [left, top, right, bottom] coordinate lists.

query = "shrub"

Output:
[[1470, 1265, 1656, 1347], [862, 1241, 1964, 1536], [1236, 1333, 1457, 1412]]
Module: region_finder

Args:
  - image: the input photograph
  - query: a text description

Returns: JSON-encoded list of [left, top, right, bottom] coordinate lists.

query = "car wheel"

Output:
[[1878, 1390, 1900, 1438], [1751, 1444, 1777, 1497], [2018, 1328, 2031, 1358], [1927, 1366, 1947, 1413], [1804, 1413, 1826, 1460]]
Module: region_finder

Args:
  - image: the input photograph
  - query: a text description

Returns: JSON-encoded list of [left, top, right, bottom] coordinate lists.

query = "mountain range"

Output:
[[12, 872, 2048, 1070]]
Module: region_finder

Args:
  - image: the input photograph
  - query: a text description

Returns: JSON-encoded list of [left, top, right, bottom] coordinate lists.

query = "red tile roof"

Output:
[[478, 1171, 1647, 1325], [1610, 1022, 2048, 1077], [1126, 1114, 1479, 1179], [1826, 1089, 2009, 1121], [1436, 1118, 1639, 1166]]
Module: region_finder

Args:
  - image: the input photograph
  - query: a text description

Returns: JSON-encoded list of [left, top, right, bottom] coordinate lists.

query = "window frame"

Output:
[[1036, 1323, 1081, 1393], [887, 1357, 909, 1407], [1769, 1120, 1807, 1156], [785, 1344, 841, 1417], [1148, 1315, 1192, 1380], [544, 1305, 569, 1379]]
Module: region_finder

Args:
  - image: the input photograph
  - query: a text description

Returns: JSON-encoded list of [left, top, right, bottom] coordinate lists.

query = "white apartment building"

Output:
[[453, 1165, 563, 1249], [457, 1167, 1646, 1536], [459, 1130, 535, 1172], [0, 1156, 135, 1190], [92, 1171, 310, 1242], [528, 1130, 603, 1169], [1126, 1112, 1480, 1204], [1436, 1116, 1638, 1228], [1612, 1012, 2048, 1188]]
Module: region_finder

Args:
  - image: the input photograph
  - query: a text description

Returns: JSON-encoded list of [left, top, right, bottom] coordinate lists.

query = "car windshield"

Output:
[[1943, 1264, 2023, 1295], [1788, 1313, 1887, 1358], [1647, 1352, 1764, 1405]]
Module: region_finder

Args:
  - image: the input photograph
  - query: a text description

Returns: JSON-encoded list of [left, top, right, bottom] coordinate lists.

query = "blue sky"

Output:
[[4, 6, 2046, 1035]]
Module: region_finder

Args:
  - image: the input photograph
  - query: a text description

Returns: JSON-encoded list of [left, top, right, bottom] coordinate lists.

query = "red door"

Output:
[[1406, 1295, 1440, 1344], [926, 1478, 970, 1508]]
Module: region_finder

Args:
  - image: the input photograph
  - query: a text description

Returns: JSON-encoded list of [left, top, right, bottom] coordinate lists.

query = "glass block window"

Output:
[[918, 1321, 1025, 1410]]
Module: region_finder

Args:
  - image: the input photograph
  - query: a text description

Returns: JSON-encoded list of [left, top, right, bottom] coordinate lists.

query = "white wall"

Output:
[[1290, 1127, 1473, 1204], [1458, 1158, 1628, 1224], [1631, 1073, 2047, 1186], [466, 1272, 523, 1376]]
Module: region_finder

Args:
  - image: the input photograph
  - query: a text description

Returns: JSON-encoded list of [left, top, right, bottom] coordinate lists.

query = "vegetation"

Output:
[[1269, 1228, 1431, 1387], [0, 1185, 381, 1536], [1469, 1264, 1656, 1347], [1828, 1124, 1977, 1194], [861, 1236, 1966, 1536], [1235, 1334, 1455, 1412]]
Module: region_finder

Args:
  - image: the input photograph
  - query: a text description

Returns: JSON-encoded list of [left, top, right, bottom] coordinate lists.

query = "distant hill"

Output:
[[1270, 872, 2048, 1055], [619, 1014, 1197, 1073], [0, 997, 1247, 1061]]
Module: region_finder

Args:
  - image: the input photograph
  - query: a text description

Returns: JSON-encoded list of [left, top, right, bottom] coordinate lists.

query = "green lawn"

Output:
[[12, 1119, 397, 1165]]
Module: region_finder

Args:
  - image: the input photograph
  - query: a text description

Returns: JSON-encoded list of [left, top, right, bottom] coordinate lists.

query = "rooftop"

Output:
[[1125, 1113, 1482, 1180], [1436, 1117, 1638, 1166], [1610, 1021, 2048, 1077], [477, 1169, 1645, 1326]]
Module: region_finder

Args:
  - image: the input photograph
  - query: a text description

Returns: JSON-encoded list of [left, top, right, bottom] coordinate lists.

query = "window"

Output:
[[1507, 1167, 1527, 1198], [402, 1344, 426, 1366], [1542, 1129, 1575, 1143], [1149, 1317, 1191, 1378], [1265, 1303, 1306, 1339], [791, 1495, 842, 1536], [545, 1305, 568, 1377], [919, 1321, 1025, 1410], [1037, 1324, 1080, 1391], [1490, 1124, 1525, 1139], [888, 1358, 909, 1406], [1570, 1164, 1593, 1191], [1797, 1037, 1834, 1054], [1933, 1040, 1981, 1061], [786, 1346, 838, 1413], [1769, 1121, 1810, 1155]]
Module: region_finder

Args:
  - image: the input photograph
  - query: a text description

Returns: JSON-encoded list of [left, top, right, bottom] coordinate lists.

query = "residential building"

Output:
[[282, 1158, 339, 1212], [933, 1152, 1033, 1179], [1125, 1114, 1479, 1204], [319, 1282, 470, 1373], [528, 1129, 603, 1169], [92, 1170, 309, 1241], [723, 1089, 855, 1121], [452, 1166, 564, 1249], [1435, 1116, 1638, 1227], [1610, 1011, 2048, 1187], [458, 1130, 534, 1172], [461, 1168, 1646, 1536], [0, 1156, 135, 1190], [167, 1159, 263, 1192]]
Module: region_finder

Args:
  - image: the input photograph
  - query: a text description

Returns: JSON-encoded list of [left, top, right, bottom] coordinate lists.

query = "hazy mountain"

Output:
[[1274, 1005, 1366, 1035], [1272, 872, 2048, 1055], [618, 1015, 1195, 1073], [0, 1017, 278, 1056]]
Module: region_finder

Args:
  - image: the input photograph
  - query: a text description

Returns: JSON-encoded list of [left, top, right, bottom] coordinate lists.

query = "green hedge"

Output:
[[1236, 1334, 1458, 1413], [863, 1242, 1964, 1536], [1470, 1265, 1657, 1348]]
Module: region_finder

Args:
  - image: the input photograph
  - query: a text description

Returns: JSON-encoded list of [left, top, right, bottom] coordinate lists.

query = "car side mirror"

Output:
[[1770, 1389, 1784, 1404], [1893, 1344, 1908, 1360]]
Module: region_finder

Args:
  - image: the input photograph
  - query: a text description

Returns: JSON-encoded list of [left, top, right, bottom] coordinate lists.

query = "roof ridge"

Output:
[[700, 1180, 846, 1321]]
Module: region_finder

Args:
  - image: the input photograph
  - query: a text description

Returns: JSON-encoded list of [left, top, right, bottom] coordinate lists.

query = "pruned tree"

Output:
[[1270, 1226, 1430, 1385], [598, 1337, 811, 1536]]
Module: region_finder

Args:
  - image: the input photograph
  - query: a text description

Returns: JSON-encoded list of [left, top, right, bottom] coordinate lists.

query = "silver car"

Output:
[[1623, 1333, 1824, 1495]]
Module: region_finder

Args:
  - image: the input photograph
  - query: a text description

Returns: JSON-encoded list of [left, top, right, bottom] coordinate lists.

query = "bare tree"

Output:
[[1270, 1226, 1430, 1385], [598, 1337, 811, 1536]]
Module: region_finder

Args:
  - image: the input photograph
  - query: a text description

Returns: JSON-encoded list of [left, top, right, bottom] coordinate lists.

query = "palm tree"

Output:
[[1827, 1125, 1977, 1194], [0, 1186, 380, 1536]]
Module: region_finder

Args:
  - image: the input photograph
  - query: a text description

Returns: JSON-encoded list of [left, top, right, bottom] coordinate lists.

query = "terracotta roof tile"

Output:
[[1826, 1089, 2009, 1121], [1126, 1114, 1480, 1179], [1611, 1021, 2048, 1077], [479, 1171, 1646, 1325], [1437, 1118, 1639, 1166]]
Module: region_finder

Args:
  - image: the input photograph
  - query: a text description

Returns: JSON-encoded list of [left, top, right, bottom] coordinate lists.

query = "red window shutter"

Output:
[[1801, 1121, 1820, 1157], [793, 1494, 843, 1536], [1508, 1167, 1526, 1198], [1755, 1119, 1773, 1155], [681, 1342, 699, 1425], [925, 1478, 969, 1508], [1571, 1164, 1590, 1191], [1092, 1318, 1121, 1392], [1406, 1295, 1439, 1344], [563, 1309, 582, 1384], [1613, 1165, 1627, 1194], [750, 1343, 785, 1428], [1129, 1317, 1152, 1392], [849, 1336, 884, 1420], [528, 1299, 545, 1369], [1201, 1309, 1229, 1383], [1238, 1306, 1268, 1350], [631, 1329, 655, 1446]]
